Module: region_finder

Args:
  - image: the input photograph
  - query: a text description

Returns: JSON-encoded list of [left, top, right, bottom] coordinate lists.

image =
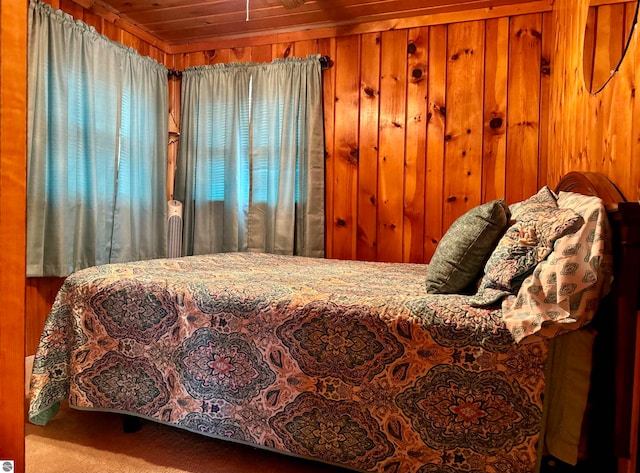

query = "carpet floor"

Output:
[[25, 399, 353, 473]]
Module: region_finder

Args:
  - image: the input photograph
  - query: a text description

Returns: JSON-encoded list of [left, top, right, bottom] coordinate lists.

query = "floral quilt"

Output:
[[28, 253, 548, 473]]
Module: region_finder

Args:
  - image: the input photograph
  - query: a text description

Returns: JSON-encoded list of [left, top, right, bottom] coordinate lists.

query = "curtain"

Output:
[[175, 64, 252, 256], [111, 54, 169, 263], [27, 0, 168, 277], [175, 56, 324, 257]]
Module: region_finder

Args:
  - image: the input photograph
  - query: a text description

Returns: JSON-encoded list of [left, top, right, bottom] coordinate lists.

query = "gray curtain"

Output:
[[27, 0, 168, 277], [175, 56, 325, 257]]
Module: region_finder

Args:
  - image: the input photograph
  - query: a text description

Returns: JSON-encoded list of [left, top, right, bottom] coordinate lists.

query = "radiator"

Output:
[[167, 200, 183, 258]]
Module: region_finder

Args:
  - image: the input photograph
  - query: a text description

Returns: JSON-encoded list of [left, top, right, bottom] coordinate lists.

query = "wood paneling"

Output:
[[332, 35, 361, 260], [0, 0, 27, 470], [482, 17, 509, 201], [160, 5, 556, 265], [49, 0, 170, 66], [181, 14, 553, 265], [548, 0, 638, 202], [357, 32, 381, 261], [216, 7, 557, 265], [505, 13, 542, 203], [319, 37, 337, 259], [25, 278, 65, 355], [443, 21, 485, 230], [404, 27, 428, 263], [378, 30, 408, 262], [424, 25, 448, 262], [538, 11, 552, 189], [547, 1, 640, 470]]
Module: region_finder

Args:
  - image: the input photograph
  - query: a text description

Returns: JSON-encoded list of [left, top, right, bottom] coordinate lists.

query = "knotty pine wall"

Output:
[[548, 0, 640, 202], [26, 0, 639, 354], [171, 13, 551, 264], [547, 5, 640, 470]]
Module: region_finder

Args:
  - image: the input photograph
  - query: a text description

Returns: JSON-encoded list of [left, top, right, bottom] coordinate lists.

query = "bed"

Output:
[[27, 171, 640, 473]]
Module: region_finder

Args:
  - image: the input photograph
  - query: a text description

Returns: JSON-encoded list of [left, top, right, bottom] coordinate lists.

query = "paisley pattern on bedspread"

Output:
[[90, 281, 179, 343], [76, 351, 171, 415], [29, 253, 548, 473], [396, 365, 541, 454], [175, 327, 276, 402], [277, 301, 404, 382]]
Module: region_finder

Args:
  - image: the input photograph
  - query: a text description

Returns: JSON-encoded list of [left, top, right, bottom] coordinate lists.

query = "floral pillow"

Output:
[[470, 187, 584, 306], [509, 185, 559, 220]]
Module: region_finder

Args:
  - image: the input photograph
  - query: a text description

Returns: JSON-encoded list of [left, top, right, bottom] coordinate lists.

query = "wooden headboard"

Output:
[[556, 171, 640, 471], [555, 171, 627, 203]]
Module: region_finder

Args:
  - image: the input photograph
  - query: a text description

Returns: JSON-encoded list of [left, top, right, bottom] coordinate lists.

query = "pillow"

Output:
[[425, 200, 510, 294], [501, 192, 613, 343], [481, 208, 583, 291], [471, 188, 584, 306], [509, 185, 559, 220]]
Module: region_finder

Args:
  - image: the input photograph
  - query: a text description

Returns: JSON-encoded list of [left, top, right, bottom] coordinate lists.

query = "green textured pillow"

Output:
[[425, 200, 510, 294]]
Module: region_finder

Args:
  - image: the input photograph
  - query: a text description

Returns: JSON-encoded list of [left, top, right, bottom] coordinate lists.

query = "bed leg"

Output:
[[122, 415, 142, 433]]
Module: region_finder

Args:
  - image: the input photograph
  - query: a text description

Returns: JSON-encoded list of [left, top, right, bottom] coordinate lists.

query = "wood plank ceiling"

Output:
[[80, 0, 537, 46]]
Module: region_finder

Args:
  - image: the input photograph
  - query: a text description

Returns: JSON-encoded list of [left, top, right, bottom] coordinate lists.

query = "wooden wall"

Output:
[[547, 1, 640, 471], [170, 13, 552, 264], [547, 0, 639, 202]]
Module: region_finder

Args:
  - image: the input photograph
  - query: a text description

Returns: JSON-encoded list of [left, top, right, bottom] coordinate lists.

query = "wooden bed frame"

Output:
[[550, 171, 640, 473]]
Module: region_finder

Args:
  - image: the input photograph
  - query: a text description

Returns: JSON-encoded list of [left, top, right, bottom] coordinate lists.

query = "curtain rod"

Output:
[[167, 55, 332, 78], [318, 55, 331, 70]]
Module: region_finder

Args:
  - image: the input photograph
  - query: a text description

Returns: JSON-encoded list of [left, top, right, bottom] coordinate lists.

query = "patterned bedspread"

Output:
[[28, 253, 548, 473]]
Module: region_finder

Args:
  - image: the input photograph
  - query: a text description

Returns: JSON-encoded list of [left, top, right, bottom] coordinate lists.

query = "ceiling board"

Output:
[[87, 0, 538, 46]]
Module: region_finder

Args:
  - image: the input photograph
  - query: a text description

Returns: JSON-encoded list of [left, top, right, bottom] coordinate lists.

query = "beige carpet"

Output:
[[25, 400, 352, 473]]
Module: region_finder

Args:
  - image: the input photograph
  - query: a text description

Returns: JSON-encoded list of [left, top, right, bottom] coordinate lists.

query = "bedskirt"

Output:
[[28, 253, 548, 473]]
